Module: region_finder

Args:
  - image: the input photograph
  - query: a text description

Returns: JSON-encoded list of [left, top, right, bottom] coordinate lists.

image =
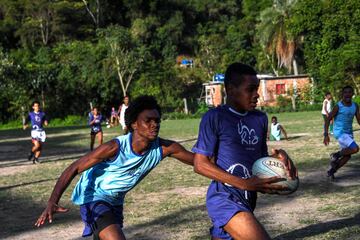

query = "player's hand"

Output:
[[323, 135, 330, 146], [35, 202, 69, 227], [244, 175, 288, 193], [271, 149, 298, 180]]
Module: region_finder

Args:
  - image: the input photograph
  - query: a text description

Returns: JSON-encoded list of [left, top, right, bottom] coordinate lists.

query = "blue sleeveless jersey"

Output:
[[72, 134, 163, 205], [333, 102, 357, 139]]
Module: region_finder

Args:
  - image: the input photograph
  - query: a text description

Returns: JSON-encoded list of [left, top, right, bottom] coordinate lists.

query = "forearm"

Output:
[[47, 165, 78, 204], [194, 159, 246, 190]]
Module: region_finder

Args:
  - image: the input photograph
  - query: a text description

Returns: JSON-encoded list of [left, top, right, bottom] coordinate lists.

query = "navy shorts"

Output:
[[206, 181, 257, 239], [79, 201, 124, 237]]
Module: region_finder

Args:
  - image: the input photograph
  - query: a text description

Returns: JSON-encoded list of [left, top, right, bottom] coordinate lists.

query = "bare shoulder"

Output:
[[159, 138, 179, 157]]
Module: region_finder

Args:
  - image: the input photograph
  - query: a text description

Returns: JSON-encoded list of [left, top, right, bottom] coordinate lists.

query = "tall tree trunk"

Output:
[[292, 59, 298, 75]]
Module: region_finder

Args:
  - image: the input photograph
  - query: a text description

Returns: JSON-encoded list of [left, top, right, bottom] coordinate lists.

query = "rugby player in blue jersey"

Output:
[[89, 107, 105, 151], [324, 85, 360, 180], [193, 63, 297, 240], [35, 95, 194, 240], [23, 101, 48, 164]]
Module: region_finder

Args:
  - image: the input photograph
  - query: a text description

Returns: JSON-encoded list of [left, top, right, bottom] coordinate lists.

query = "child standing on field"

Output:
[[324, 86, 360, 180], [322, 92, 333, 134]]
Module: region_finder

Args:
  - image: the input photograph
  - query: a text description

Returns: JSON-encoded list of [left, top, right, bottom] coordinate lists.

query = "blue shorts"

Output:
[[206, 181, 257, 239], [79, 201, 124, 237]]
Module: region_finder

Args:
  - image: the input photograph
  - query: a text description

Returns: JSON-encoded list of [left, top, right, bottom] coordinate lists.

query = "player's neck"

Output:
[[227, 103, 247, 114], [131, 133, 153, 155], [341, 100, 352, 106]]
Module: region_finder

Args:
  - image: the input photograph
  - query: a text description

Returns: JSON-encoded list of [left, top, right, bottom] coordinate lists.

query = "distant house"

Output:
[[200, 74, 312, 107], [257, 74, 311, 107]]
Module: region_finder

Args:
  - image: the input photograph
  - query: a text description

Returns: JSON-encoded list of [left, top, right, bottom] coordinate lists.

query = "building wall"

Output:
[[205, 84, 223, 107], [258, 76, 311, 107]]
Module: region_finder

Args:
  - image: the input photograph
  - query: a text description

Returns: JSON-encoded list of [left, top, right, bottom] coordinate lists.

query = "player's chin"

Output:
[[248, 103, 257, 110]]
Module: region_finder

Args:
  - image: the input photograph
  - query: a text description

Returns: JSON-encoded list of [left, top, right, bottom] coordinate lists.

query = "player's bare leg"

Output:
[[97, 131, 103, 146], [98, 224, 126, 240], [223, 212, 270, 240], [31, 141, 42, 163], [90, 134, 96, 151]]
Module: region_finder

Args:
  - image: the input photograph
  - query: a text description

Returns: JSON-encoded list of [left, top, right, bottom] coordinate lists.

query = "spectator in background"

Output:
[[268, 116, 288, 141], [322, 92, 333, 135], [118, 95, 130, 134], [110, 106, 119, 127]]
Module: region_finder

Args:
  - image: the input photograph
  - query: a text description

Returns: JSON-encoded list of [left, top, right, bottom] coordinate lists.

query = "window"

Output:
[[275, 84, 286, 95]]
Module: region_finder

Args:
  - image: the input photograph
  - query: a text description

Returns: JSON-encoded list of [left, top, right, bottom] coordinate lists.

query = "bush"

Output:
[[50, 115, 87, 127]]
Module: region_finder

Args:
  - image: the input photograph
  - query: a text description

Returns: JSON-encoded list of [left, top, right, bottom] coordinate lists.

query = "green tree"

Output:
[[257, 0, 300, 75], [98, 25, 145, 97]]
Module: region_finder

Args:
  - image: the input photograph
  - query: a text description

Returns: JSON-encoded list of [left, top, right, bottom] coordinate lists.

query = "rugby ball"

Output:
[[252, 156, 299, 195]]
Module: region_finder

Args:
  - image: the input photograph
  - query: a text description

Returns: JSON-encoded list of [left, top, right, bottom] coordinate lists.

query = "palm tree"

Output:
[[257, 0, 299, 75]]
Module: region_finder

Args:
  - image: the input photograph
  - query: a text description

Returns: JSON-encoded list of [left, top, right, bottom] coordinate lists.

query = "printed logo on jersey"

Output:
[[35, 115, 41, 122], [237, 120, 259, 145], [224, 163, 251, 199]]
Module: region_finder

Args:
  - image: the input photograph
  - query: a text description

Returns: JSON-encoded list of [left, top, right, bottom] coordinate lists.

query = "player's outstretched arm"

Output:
[[270, 149, 297, 180], [35, 140, 118, 227], [160, 138, 194, 165], [279, 125, 288, 140], [355, 103, 360, 126], [194, 153, 287, 193]]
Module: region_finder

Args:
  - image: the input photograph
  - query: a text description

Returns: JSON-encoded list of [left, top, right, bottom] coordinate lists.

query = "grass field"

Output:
[[1, 111, 360, 240]]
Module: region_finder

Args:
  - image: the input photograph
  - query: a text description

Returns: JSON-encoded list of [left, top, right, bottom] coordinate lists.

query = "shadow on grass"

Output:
[[274, 213, 360, 240], [0, 192, 80, 239], [0, 178, 58, 191], [123, 204, 208, 240], [0, 133, 89, 162]]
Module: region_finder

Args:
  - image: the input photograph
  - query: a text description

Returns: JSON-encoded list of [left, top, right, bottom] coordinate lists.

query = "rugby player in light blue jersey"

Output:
[[324, 85, 360, 180], [23, 101, 48, 164], [35, 95, 194, 240], [193, 63, 297, 240], [89, 107, 105, 151]]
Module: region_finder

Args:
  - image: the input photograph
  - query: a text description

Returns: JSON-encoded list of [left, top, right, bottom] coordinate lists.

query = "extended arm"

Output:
[[35, 140, 118, 227], [324, 105, 339, 145], [355, 104, 360, 125], [279, 125, 288, 140], [194, 153, 286, 192], [160, 138, 194, 165], [23, 114, 30, 130]]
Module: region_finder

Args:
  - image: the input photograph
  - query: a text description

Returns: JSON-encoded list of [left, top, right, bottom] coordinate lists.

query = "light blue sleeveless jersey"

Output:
[[72, 133, 163, 205], [333, 102, 357, 139]]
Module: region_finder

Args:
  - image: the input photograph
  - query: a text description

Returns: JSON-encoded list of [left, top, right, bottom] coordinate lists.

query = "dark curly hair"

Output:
[[125, 95, 162, 132]]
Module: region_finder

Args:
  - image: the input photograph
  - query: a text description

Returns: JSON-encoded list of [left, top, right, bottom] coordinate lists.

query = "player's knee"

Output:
[[351, 146, 359, 154]]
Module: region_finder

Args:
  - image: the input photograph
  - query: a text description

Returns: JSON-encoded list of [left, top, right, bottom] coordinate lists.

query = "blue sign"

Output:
[[213, 73, 224, 82]]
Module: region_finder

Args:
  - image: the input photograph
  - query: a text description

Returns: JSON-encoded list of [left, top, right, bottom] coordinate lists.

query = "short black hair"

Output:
[[224, 62, 257, 90], [342, 85, 353, 93], [325, 92, 331, 96], [125, 95, 161, 132], [271, 116, 277, 121], [32, 101, 40, 107]]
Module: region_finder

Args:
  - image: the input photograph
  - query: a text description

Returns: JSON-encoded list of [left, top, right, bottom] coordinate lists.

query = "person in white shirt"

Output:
[[322, 92, 333, 134], [118, 95, 130, 134], [268, 116, 288, 141]]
